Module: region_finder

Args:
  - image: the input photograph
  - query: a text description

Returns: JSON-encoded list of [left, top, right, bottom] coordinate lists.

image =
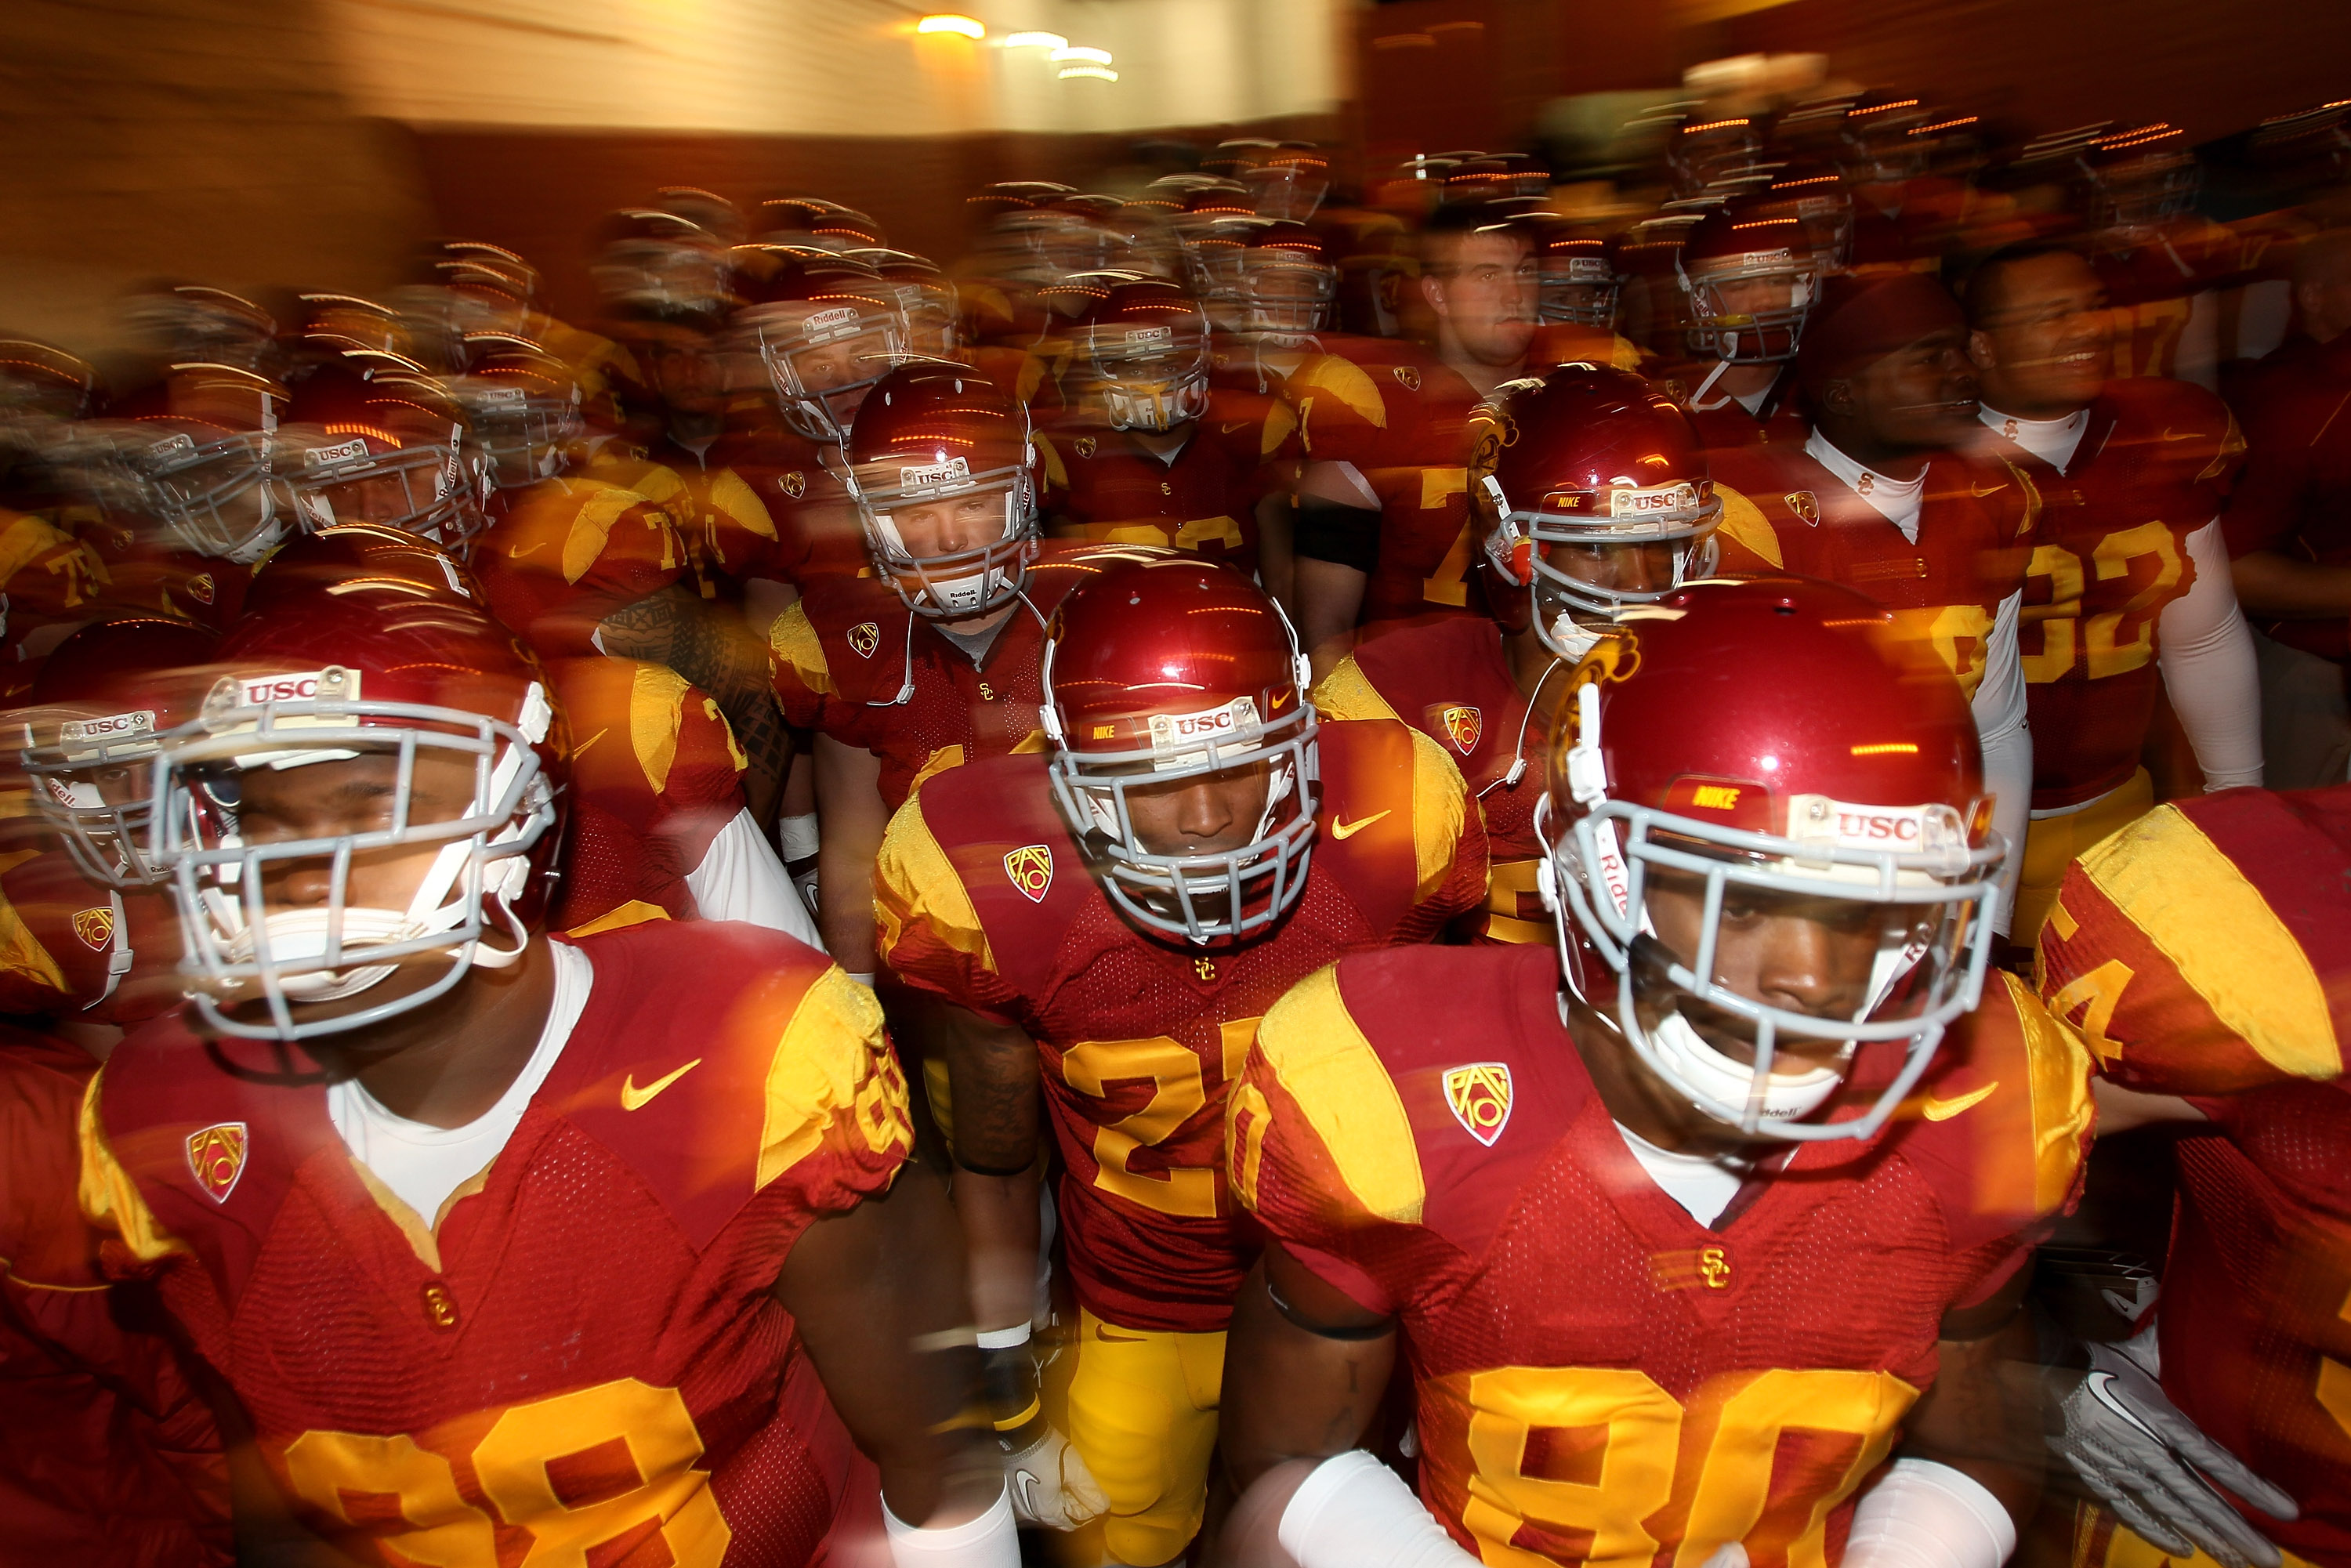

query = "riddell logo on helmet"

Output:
[[802, 306, 860, 339]]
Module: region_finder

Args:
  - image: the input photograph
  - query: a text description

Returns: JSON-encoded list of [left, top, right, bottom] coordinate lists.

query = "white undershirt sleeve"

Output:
[[1972, 588, 2031, 936], [683, 807, 828, 952], [2156, 520, 2264, 791]]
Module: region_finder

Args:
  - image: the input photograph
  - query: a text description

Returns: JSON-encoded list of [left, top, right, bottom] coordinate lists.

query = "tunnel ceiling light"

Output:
[[1004, 31, 1067, 49], [1058, 64, 1118, 81], [918, 14, 985, 38], [1050, 45, 1112, 63]]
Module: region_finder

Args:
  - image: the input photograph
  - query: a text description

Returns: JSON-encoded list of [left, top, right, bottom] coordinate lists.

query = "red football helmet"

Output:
[[1838, 92, 1932, 185], [1474, 366, 1721, 656], [851, 248, 963, 357], [152, 578, 563, 1041], [1675, 195, 1820, 363], [242, 522, 484, 617], [755, 197, 888, 253], [2079, 124, 2201, 235], [1668, 115, 1764, 197], [1528, 224, 1621, 328], [20, 616, 221, 888], [1039, 552, 1317, 944], [444, 335, 585, 488], [737, 250, 907, 444], [1241, 141, 1333, 223], [1070, 276, 1212, 433], [589, 207, 734, 314], [275, 357, 486, 551], [835, 363, 1040, 618], [123, 284, 281, 373], [1539, 576, 2005, 1140], [112, 362, 296, 563], [1756, 161, 1856, 272]]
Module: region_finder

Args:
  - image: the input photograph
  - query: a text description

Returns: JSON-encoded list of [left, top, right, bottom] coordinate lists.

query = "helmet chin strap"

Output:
[[1642, 1007, 1848, 1125]]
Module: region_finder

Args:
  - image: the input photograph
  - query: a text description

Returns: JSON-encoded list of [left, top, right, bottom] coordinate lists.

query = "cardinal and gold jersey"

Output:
[[1977, 379, 2243, 809], [2, 1026, 229, 1566], [1652, 361, 1812, 453], [588, 444, 790, 604], [541, 655, 749, 932], [67, 516, 240, 635], [1708, 449, 2037, 700], [472, 474, 686, 657], [1230, 942, 2092, 1567], [0, 848, 181, 1027], [80, 920, 912, 1568], [1313, 615, 1553, 943], [767, 545, 1104, 813], [1038, 392, 1296, 578], [2039, 786, 2351, 1559], [875, 722, 1487, 1334], [1282, 339, 1491, 626]]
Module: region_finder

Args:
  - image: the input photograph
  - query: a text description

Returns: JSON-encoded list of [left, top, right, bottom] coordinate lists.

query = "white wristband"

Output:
[[845, 972, 877, 988], [882, 1484, 1019, 1568], [975, 1322, 1033, 1351], [781, 811, 822, 860], [1277, 1450, 1483, 1568], [1842, 1458, 2016, 1568]]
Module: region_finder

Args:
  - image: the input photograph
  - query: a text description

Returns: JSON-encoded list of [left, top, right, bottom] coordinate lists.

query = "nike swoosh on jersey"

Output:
[[1330, 809, 1390, 840], [621, 1057, 703, 1110], [1920, 1081, 1998, 1121], [1221, 420, 1252, 433]]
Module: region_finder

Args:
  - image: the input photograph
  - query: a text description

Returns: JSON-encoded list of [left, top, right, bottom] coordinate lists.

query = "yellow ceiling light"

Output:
[[1004, 31, 1068, 49], [917, 14, 985, 38], [1050, 44, 1112, 63], [1058, 63, 1118, 80]]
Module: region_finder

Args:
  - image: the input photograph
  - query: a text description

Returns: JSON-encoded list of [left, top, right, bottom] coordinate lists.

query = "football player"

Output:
[[2037, 789, 2328, 1567], [1048, 273, 1293, 581], [875, 552, 1488, 1565], [78, 581, 1017, 1566], [1287, 198, 1539, 661], [1708, 273, 2034, 938], [767, 363, 1099, 976], [1220, 576, 2094, 1568], [1964, 241, 2262, 940], [1664, 196, 1823, 450], [1315, 365, 1720, 943]]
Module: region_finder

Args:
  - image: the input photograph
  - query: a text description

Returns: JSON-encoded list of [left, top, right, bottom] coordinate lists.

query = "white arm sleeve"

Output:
[[2156, 520, 2265, 791], [1842, 1458, 2016, 1568], [1972, 588, 2032, 936], [683, 808, 828, 952], [1278, 1450, 1483, 1568], [883, 1487, 1020, 1568]]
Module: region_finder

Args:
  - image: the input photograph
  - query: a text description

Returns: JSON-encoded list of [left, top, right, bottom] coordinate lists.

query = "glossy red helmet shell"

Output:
[[244, 522, 484, 616]]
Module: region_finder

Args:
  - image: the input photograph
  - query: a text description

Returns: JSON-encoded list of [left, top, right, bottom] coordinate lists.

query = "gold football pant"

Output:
[[2014, 768, 2154, 943], [1065, 1308, 1226, 1567]]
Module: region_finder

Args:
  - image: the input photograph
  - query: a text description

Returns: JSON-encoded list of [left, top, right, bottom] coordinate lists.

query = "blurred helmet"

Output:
[[21, 616, 220, 888], [1838, 92, 1932, 184], [756, 197, 889, 253], [443, 335, 585, 488], [835, 363, 1039, 618], [737, 251, 908, 444], [2079, 124, 2201, 234], [1231, 219, 1337, 339], [1202, 139, 1276, 182], [1444, 152, 1547, 201], [1071, 276, 1212, 433], [852, 248, 963, 357], [1675, 197, 1820, 363], [589, 207, 734, 314], [1473, 366, 1720, 656], [429, 241, 542, 335], [275, 357, 486, 552], [153, 580, 563, 1041], [244, 521, 482, 616], [1668, 116, 1764, 197], [1756, 161, 1855, 272], [124, 284, 281, 373], [1539, 576, 2005, 1140], [1528, 225, 1622, 328], [296, 293, 408, 357], [114, 362, 296, 563], [1241, 141, 1334, 222], [1040, 553, 1318, 944], [0, 337, 100, 472], [652, 185, 748, 245]]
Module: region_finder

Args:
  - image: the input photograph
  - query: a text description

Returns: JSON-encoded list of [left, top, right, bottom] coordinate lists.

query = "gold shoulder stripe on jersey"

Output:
[[628, 661, 693, 796], [1253, 965, 1425, 1222], [1404, 726, 1470, 902], [621, 1058, 702, 1110], [759, 967, 912, 1189], [1714, 483, 1783, 568], [1309, 657, 1402, 725], [2077, 806, 2339, 1081]]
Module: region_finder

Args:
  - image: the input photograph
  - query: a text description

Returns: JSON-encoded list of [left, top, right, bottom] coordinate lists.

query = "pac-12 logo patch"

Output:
[[1004, 845, 1053, 903], [847, 621, 880, 660], [781, 470, 806, 500], [1444, 1062, 1512, 1146], [1784, 491, 1820, 525], [1439, 704, 1482, 755], [72, 906, 115, 951], [185, 572, 216, 606], [185, 1122, 249, 1203], [1393, 365, 1422, 392]]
